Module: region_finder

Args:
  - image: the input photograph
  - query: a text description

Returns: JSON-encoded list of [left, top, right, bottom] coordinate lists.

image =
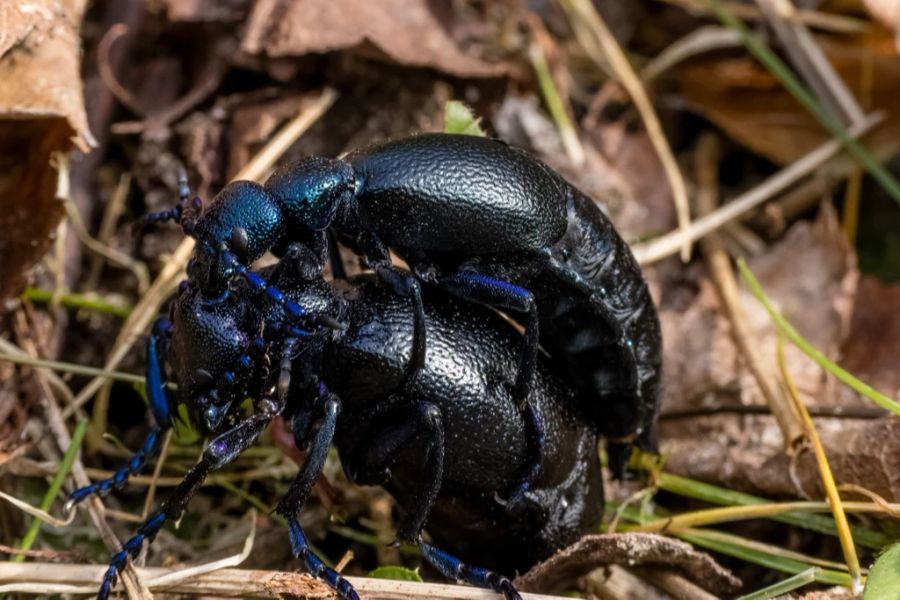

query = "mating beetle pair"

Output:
[[69, 133, 662, 599]]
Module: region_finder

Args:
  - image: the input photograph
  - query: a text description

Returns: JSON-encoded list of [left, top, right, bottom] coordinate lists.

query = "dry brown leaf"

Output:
[[655, 206, 900, 499], [674, 31, 900, 165], [0, 0, 92, 302], [863, 0, 900, 49], [515, 533, 741, 596], [739, 203, 858, 409], [493, 94, 675, 241], [241, 0, 509, 78], [664, 416, 900, 500], [840, 276, 900, 401]]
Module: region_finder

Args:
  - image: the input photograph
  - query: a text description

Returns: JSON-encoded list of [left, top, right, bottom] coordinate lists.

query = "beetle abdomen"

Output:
[[349, 134, 568, 254], [539, 189, 662, 445]]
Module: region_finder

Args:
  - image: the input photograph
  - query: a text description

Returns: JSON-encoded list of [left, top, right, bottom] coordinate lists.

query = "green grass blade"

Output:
[[737, 567, 819, 600], [704, 0, 900, 206], [23, 286, 132, 318], [681, 529, 852, 586], [15, 418, 88, 562], [738, 259, 900, 416], [658, 471, 893, 549]]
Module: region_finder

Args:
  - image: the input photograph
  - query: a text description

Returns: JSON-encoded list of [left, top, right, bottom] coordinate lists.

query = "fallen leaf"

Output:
[[515, 532, 741, 596], [0, 0, 92, 302], [840, 276, 900, 401], [241, 0, 509, 78], [663, 416, 900, 501], [674, 30, 900, 165]]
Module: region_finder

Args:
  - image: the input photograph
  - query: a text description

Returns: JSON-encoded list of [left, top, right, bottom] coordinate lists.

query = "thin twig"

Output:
[[632, 112, 882, 265], [85, 172, 132, 291], [560, 0, 693, 261], [755, 0, 865, 125], [694, 133, 804, 448], [0, 562, 570, 599], [0, 349, 144, 385], [660, 0, 870, 33]]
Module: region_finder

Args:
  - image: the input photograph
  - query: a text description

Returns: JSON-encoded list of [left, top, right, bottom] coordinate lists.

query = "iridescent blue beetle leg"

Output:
[[66, 318, 174, 512], [275, 387, 359, 599], [420, 541, 522, 600], [96, 405, 276, 600], [425, 270, 543, 503]]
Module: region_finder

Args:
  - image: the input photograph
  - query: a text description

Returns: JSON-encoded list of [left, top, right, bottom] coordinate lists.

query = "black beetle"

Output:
[[148, 132, 662, 489], [69, 261, 604, 600]]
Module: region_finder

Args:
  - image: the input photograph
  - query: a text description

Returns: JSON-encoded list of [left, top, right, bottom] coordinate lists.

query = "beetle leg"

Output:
[[285, 516, 360, 600], [96, 409, 274, 600], [344, 402, 444, 544], [420, 540, 522, 600], [326, 228, 347, 280], [274, 392, 360, 600], [66, 318, 174, 512], [276, 389, 340, 517], [426, 271, 543, 501]]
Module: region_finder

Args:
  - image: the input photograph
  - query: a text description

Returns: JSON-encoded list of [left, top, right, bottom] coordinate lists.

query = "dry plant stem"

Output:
[[629, 567, 718, 600], [65, 198, 150, 294], [0, 562, 570, 599], [141, 429, 172, 520], [85, 172, 132, 291], [776, 339, 862, 593], [661, 0, 869, 33], [754, 0, 865, 125], [69, 88, 338, 416], [641, 26, 743, 82], [527, 15, 585, 167], [97, 24, 145, 116], [628, 500, 900, 534], [11, 316, 149, 599], [633, 112, 882, 265], [694, 134, 804, 448], [559, 0, 692, 261]]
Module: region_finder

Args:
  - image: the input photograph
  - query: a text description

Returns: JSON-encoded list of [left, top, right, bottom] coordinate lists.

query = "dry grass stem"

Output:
[[694, 134, 804, 448], [641, 26, 742, 82], [776, 339, 862, 593], [633, 112, 882, 265], [662, 0, 869, 33], [756, 0, 865, 125], [630, 500, 900, 535], [560, 0, 693, 261]]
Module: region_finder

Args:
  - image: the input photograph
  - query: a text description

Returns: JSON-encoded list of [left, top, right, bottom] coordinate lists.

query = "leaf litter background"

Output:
[[2, 0, 900, 598]]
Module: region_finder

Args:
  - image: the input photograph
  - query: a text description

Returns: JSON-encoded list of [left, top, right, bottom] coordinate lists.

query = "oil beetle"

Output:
[[146, 133, 662, 489], [67, 257, 604, 600]]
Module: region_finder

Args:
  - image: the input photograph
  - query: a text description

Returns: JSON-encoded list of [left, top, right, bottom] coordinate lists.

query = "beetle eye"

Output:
[[230, 226, 250, 260]]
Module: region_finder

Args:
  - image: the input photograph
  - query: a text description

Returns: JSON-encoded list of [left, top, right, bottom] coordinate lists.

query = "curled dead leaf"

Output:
[[0, 0, 92, 302], [515, 533, 741, 596], [241, 0, 509, 78]]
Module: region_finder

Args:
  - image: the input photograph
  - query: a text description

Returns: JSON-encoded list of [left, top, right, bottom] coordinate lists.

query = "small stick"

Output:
[[694, 133, 804, 449], [632, 112, 882, 265], [560, 0, 693, 261], [0, 562, 570, 599]]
